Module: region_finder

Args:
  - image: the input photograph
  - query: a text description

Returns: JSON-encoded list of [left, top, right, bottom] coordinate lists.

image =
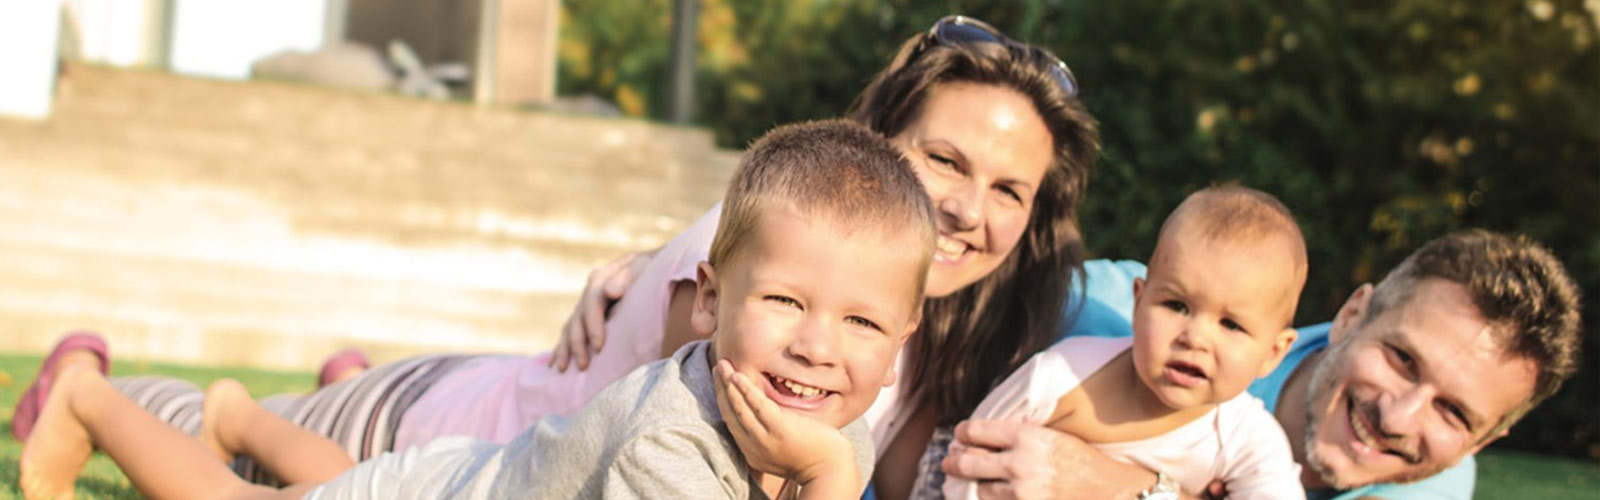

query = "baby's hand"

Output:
[[714, 359, 859, 489]]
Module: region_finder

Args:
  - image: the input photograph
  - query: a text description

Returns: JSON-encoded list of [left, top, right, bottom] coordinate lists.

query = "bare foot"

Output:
[[325, 365, 366, 386], [18, 365, 96, 500], [199, 379, 253, 463]]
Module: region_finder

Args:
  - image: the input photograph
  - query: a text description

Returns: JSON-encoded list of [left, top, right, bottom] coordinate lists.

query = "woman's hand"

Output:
[[714, 360, 860, 496], [942, 419, 1154, 500], [550, 249, 657, 372]]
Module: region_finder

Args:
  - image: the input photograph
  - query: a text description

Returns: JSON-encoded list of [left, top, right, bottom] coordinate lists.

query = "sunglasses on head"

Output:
[[912, 15, 1081, 98]]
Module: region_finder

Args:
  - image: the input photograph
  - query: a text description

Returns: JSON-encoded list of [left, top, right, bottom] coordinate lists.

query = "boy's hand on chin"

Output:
[[714, 359, 858, 487]]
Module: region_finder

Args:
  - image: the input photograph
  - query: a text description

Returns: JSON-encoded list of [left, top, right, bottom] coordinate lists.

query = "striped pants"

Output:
[[111, 354, 471, 484]]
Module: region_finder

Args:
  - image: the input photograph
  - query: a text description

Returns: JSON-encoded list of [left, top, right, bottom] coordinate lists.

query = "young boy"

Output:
[[937, 186, 1308, 500], [19, 119, 937, 500]]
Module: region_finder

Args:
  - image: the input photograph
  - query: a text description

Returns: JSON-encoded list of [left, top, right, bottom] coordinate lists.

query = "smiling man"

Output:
[[942, 229, 1583, 500]]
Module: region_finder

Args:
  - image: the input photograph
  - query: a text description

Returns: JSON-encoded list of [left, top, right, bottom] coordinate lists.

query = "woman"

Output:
[[19, 16, 1100, 495]]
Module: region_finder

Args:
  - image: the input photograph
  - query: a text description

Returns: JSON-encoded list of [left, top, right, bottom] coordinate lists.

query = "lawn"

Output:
[[0, 353, 1595, 499]]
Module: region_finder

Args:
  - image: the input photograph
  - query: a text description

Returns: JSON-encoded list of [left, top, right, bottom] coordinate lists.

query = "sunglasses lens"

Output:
[[922, 16, 1081, 98], [936, 22, 1003, 45], [1051, 67, 1078, 97]]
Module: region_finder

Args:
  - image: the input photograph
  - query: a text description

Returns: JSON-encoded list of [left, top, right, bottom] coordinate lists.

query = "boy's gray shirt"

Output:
[[305, 341, 875, 500]]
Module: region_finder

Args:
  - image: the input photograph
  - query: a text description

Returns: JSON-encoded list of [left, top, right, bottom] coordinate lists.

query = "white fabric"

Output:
[[943, 336, 1305, 500]]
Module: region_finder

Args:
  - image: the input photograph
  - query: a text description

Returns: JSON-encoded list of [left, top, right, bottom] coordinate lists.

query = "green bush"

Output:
[[558, 0, 1599, 459]]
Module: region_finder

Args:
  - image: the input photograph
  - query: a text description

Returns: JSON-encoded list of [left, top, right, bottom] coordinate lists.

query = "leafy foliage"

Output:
[[557, 0, 1600, 459]]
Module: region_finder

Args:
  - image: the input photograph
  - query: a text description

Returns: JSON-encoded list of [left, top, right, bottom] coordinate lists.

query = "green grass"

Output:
[[0, 353, 1595, 499]]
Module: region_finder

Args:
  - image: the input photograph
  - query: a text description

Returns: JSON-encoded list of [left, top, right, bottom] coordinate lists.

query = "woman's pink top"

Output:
[[393, 203, 921, 454]]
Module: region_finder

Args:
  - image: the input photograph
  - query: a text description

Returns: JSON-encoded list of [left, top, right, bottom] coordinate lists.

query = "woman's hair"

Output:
[[847, 34, 1101, 424]]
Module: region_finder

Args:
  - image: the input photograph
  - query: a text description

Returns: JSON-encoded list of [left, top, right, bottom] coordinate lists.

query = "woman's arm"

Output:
[[551, 247, 659, 372]]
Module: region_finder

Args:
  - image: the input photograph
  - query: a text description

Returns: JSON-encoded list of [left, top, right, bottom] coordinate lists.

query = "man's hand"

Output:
[[713, 359, 860, 496], [550, 249, 655, 372], [942, 419, 1153, 500]]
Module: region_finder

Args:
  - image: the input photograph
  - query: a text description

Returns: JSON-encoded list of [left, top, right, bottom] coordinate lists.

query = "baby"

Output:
[[938, 186, 1308, 500], [19, 119, 935, 500]]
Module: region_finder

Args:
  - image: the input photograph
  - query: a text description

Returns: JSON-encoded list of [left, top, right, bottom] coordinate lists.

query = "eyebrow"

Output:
[[1391, 332, 1489, 431]]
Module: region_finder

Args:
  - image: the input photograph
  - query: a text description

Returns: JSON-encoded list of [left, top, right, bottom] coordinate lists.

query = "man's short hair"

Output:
[[709, 119, 936, 297], [1365, 230, 1582, 428]]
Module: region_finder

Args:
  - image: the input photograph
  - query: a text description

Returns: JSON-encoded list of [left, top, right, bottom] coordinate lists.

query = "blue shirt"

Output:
[[1063, 260, 1475, 500]]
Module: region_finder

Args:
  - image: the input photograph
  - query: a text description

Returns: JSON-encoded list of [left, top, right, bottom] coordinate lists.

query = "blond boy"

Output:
[[20, 119, 934, 500]]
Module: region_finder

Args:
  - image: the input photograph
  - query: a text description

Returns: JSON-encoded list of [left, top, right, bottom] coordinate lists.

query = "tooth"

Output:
[[937, 236, 966, 255]]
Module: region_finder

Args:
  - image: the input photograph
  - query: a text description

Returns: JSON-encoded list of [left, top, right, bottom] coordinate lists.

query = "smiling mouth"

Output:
[[766, 373, 831, 400], [1346, 395, 1420, 464], [935, 234, 972, 262]]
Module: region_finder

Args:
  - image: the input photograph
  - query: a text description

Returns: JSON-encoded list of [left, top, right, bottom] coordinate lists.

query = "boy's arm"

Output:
[[715, 360, 865, 498]]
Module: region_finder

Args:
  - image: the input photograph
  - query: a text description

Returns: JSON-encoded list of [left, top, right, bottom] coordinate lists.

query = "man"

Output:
[[942, 230, 1582, 500]]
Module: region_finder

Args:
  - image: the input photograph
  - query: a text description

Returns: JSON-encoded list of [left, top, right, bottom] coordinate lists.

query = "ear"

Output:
[[1328, 284, 1374, 344], [879, 307, 919, 388], [1257, 327, 1299, 377], [1132, 277, 1146, 303], [690, 261, 720, 337]]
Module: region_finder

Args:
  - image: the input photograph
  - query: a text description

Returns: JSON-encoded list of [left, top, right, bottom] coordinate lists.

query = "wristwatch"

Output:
[[1135, 471, 1181, 500]]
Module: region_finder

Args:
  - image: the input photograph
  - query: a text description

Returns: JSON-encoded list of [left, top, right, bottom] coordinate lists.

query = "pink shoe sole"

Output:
[[317, 348, 370, 388], [12, 331, 110, 442]]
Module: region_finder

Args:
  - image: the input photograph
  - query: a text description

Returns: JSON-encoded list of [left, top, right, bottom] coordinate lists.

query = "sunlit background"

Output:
[[0, 0, 1595, 482]]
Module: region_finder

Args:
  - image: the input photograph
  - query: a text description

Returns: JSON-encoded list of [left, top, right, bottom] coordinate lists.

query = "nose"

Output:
[[787, 316, 841, 368], [936, 178, 983, 232], [1378, 383, 1432, 437], [1174, 318, 1214, 352]]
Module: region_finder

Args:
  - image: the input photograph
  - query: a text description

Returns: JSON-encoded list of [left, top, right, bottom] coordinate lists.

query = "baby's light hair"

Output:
[[1155, 184, 1310, 326], [709, 119, 937, 302]]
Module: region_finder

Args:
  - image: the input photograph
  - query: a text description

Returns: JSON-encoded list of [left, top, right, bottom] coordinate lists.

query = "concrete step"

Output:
[[0, 64, 737, 370]]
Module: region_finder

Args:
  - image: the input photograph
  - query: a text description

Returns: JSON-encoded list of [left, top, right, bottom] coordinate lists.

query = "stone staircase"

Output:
[[0, 63, 737, 370]]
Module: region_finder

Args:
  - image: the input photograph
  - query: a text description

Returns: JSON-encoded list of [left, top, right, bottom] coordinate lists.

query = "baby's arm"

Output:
[[715, 360, 863, 499]]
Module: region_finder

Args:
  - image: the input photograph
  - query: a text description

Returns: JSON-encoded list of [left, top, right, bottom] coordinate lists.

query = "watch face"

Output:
[[1139, 473, 1181, 500]]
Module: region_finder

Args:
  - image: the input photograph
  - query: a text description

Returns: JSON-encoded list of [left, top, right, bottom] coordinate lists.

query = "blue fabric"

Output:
[[1249, 322, 1331, 414], [1060, 259, 1476, 500], [1059, 259, 1146, 340]]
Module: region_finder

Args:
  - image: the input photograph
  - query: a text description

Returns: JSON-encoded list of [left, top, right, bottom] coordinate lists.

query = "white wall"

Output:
[[169, 0, 326, 80], [0, 0, 64, 119], [66, 0, 154, 67]]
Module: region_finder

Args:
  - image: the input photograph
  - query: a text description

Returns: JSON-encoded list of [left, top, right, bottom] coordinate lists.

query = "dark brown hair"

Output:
[[848, 35, 1101, 424], [710, 119, 938, 307], [1365, 229, 1582, 430]]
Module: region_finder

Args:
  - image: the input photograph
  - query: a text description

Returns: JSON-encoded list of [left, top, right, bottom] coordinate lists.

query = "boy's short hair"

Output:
[[1364, 230, 1581, 431], [710, 119, 936, 297], [1157, 185, 1310, 323]]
